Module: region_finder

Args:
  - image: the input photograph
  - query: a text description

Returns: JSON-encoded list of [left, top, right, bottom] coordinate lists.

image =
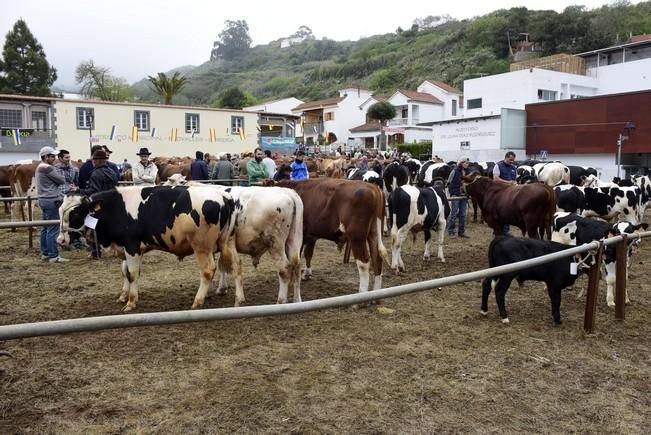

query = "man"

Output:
[[290, 150, 309, 181], [246, 147, 270, 184], [102, 145, 121, 179], [132, 147, 158, 186], [55, 149, 79, 194], [81, 149, 119, 258], [36, 146, 67, 263], [78, 145, 104, 189], [211, 152, 236, 186], [190, 151, 210, 181], [447, 158, 470, 239], [120, 158, 132, 172], [262, 149, 277, 179], [492, 151, 518, 235]]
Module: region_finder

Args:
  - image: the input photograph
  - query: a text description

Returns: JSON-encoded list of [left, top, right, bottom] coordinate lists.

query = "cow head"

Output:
[[607, 222, 649, 252], [516, 166, 536, 184], [57, 194, 94, 247], [163, 173, 187, 186]]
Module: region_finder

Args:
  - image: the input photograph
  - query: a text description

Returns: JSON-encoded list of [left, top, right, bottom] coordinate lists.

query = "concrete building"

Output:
[[0, 94, 258, 164]]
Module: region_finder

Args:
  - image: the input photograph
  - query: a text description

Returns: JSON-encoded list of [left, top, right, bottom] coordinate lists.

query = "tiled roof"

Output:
[[425, 80, 462, 94], [398, 90, 443, 104], [292, 97, 345, 111], [349, 121, 381, 133]]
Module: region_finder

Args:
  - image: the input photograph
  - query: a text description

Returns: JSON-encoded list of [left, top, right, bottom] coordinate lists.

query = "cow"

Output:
[[466, 162, 488, 223], [347, 168, 382, 188], [417, 161, 453, 188], [0, 165, 12, 214], [632, 175, 651, 219], [57, 186, 237, 311], [212, 186, 304, 305], [482, 237, 586, 325], [402, 158, 421, 183], [554, 184, 642, 225], [388, 185, 449, 272], [9, 161, 38, 221], [463, 173, 556, 238], [551, 211, 648, 306], [272, 178, 389, 294], [533, 162, 570, 186], [516, 165, 537, 184], [568, 165, 599, 186], [382, 162, 410, 195]]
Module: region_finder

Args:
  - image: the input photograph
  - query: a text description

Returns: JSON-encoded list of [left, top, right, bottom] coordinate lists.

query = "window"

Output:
[[0, 109, 22, 128], [324, 112, 335, 121], [231, 116, 244, 134], [185, 113, 200, 133], [537, 89, 557, 101], [460, 141, 470, 150], [31, 111, 47, 130], [401, 107, 408, 119], [76, 107, 94, 129], [452, 99, 457, 116], [467, 98, 482, 109], [134, 111, 150, 131]]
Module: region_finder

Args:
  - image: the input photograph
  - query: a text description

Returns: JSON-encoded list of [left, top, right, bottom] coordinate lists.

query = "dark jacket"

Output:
[[191, 159, 209, 181], [79, 159, 120, 188], [496, 160, 517, 181], [80, 164, 119, 196], [447, 166, 465, 196]]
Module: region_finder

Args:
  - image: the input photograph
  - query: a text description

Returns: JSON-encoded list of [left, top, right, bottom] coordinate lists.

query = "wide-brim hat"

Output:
[[92, 150, 109, 160], [137, 147, 152, 156]]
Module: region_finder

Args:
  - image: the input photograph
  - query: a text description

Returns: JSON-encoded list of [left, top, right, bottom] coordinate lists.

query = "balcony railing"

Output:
[[303, 121, 324, 135], [388, 118, 419, 126]]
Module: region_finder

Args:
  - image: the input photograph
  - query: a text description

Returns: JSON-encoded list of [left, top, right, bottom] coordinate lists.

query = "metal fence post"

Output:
[[584, 244, 604, 334], [27, 197, 33, 249], [615, 234, 628, 320]]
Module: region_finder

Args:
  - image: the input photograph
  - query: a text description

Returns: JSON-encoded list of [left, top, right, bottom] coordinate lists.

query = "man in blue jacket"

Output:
[[290, 150, 309, 181], [191, 151, 210, 181], [492, 151, 518, 235]]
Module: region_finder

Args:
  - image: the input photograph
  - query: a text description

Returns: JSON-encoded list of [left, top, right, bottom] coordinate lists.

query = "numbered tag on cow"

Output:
[[84, 214, 98, 229], [570, 262, 578, 275]]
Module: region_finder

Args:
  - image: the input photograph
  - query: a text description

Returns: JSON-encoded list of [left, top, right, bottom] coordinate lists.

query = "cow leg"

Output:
[[350, 235, 372, 293], [390, 226, 408, 273], [423, 229, 432, 260], [547, 285, 563, 325], [480, 278, 494, 315], [271, 245, 291, 304], [122, 254, 143, 312], [494, 277, 514, 324], [220, 239, 244, 306], [117, 260, 130, 304], [605, 261, 616, 307], [192, 250, 217, 309], [215, 253, 229, 295], [302, 240, 316, 280], [436, 216, 446, 262], [368, 226, 383, 291]]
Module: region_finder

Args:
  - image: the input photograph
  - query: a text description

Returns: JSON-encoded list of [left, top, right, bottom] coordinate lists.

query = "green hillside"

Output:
[[132, 2, 651, 106]]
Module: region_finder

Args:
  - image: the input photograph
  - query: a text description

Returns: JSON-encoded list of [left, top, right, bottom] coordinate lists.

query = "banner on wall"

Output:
[[260, 136, 296, 148]]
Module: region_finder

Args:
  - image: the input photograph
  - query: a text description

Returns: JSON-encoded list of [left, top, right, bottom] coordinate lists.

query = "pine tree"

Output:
[[1, 19, 57, 96]]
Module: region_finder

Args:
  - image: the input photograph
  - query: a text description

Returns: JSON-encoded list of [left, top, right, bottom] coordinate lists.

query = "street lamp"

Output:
[[616, 121, 635, 179], [88, 113, 95, 154]]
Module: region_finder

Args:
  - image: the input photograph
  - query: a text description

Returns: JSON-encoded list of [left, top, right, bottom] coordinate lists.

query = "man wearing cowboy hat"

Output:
[[132, 147, 158, 186]]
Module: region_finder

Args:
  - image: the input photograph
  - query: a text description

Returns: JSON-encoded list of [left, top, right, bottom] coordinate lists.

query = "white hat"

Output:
[[39, 146, 57, 157]]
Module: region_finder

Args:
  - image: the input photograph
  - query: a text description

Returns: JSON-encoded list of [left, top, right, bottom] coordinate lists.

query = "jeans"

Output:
[[39, 199, 61, 259], [447, 198, 467, 235]]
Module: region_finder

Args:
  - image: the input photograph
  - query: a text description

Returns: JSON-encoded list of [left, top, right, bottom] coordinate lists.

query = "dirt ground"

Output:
[[1, 208, 650, 434]]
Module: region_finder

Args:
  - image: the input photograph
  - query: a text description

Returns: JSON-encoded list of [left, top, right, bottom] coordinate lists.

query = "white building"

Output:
[[244, 97, 304, 116]]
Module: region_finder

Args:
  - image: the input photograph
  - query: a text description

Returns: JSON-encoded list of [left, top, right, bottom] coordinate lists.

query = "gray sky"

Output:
[[1, 0, 626, 89]]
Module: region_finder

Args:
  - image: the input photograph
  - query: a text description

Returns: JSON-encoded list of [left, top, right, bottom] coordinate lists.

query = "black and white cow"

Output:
[[633, 175, 651, 219], [554, 184, 642, 224], [567, 165, 599, 186], [516, 165, 537, 184], [482, 236, 585, 325], [402, 158, 422, 183], [382, 162, 410, 195], [347, 168, 383, 188], [552, 211, 648, 307], [388, 185, 450, 272], [533, 162, 570, 186], [58, 186, 237, 311], [417, 161, 453, 188]]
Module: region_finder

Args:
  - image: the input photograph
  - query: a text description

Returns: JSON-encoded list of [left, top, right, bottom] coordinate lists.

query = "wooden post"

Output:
[[615, 235, 628, 320], [27, 197, 33, 249], [584, 244, 604, 334], [343, 242, 351, 264]]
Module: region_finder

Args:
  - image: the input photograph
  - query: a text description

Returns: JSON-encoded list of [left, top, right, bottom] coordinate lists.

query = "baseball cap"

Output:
[[39, 146, 57, 157]]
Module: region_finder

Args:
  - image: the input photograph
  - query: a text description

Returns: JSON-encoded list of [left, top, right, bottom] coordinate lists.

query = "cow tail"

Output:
[[376, 188, 391, 267], [544, 186, 556, 240], [286, 191, 304, 282]]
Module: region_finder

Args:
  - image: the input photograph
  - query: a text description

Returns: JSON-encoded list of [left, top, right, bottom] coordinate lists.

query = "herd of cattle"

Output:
[[2, 155, 650, 325]]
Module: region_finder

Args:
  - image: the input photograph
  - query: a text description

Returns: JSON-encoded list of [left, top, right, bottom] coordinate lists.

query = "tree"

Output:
[[214, 86, 256, 109], [291, 25, 315, 41], [366, 101, 396, 151], [75, 60, 132, 101], [210, 20, 252, 61], [147, 72, 188, 105], [1, 19, 57, 96]]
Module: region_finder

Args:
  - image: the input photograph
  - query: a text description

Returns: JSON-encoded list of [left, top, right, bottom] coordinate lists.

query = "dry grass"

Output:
[[1, 211, 650, 434]]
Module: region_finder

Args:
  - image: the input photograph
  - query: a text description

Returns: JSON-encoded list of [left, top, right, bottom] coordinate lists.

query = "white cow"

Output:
[[533, 162, 570, 186]]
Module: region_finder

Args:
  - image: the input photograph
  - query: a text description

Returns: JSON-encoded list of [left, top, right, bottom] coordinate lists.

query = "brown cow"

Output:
[[9, 161, 39, 221], [463, 173, 555, 239], [273, 178, 389, 294], [0, 165, 12, 214]]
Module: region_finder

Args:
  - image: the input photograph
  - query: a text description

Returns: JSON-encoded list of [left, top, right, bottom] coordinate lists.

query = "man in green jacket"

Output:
[[247, 147, 269, 185]]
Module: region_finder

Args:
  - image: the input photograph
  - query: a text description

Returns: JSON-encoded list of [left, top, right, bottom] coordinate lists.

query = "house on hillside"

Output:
[[291, 87, 371, 148], [244, 97, 303, 149]]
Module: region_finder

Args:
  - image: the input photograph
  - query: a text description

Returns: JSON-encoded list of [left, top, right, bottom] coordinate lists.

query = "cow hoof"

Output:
[[122, 304, 135, 313], [479, 310, 488, 317], [439, 258, 446, 263], [423, 255, 430, 261], [607, 301, 615, 307], [117, 295, 127, 303], [277, 298, 288, 304], [215, 288, 227, 296], [191, 301, 204, 309], [501, 318, 510, 324], [234, 298, 246, 307]]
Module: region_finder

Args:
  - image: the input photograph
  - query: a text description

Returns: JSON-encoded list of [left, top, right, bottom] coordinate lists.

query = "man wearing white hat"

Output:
[[36, 146, 68, 263], [132, 147, 158, 186]]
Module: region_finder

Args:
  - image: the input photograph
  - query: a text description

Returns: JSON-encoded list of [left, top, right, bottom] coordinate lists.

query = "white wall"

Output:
[[243, 97, 304, 115], [387, 92, 443, 124], [328, 89, 371, 144], [432, 117, 503, 162], [591, 58, 651, 95], [0, 152, 37, 165], [463, 69, 598, 117], [417, 81, 462, 118]]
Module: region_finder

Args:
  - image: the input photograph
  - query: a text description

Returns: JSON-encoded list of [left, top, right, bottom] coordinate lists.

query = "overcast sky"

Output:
[[1, 0, 628, 89]]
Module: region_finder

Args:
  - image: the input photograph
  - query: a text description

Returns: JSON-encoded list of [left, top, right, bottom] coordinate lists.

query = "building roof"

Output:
[[425, 80, 462, 94], [349, 121, 381, 132], [0, 94, 56, 103], [257, 111, 300, 119], [418, 114, 501, 126], [398, 90, 443, 104], [292, 96, 345, 111], [577, 36, 651, 57]]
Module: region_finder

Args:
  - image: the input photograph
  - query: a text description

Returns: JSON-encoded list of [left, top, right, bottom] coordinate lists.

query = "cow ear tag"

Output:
[[570, 262, 578, 275], [84, 214, 98, 229]]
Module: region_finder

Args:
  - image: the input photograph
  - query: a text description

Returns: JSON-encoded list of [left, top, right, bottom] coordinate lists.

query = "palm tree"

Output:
[[147, 72, 188, 105], [366, 101, 397, 151]]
